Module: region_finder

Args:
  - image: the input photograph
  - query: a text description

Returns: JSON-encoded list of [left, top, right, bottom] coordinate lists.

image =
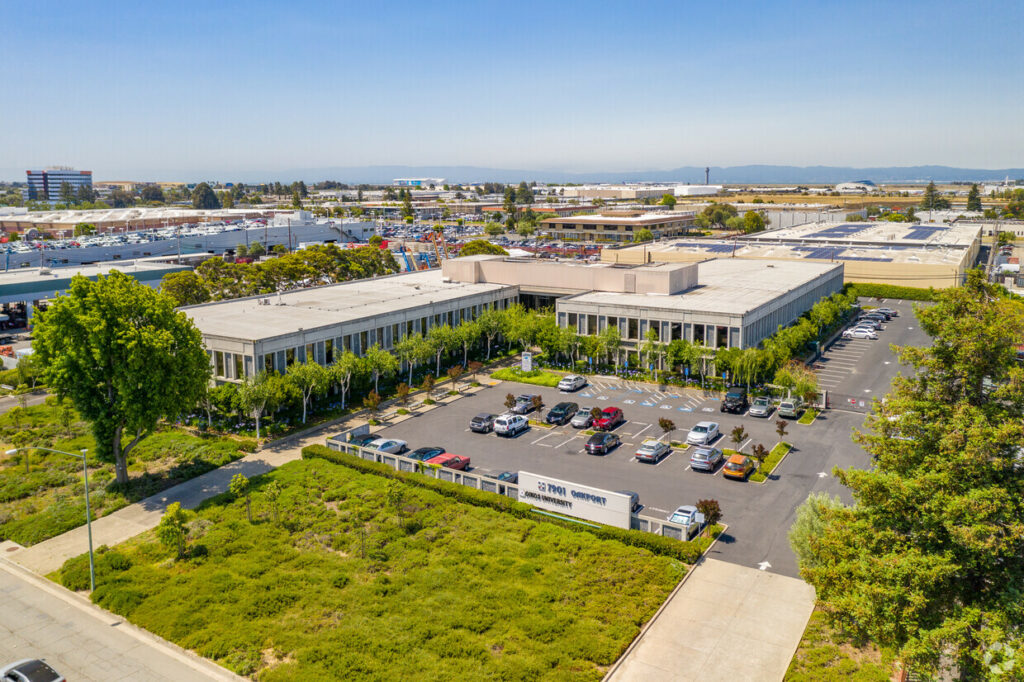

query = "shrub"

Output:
[[844, 282, 937, 302], [396, 408, 409, 415], [491, 367, 562, 387]]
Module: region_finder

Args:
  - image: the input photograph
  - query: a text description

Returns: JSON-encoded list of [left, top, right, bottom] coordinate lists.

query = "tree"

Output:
[[660, 193, 676, 208], [919, 181, 950, 210], [108, 188, 135, 208], [427, 325, 458, 377], [742, 211, 766, 233], [504, 393, 517, 411], [530, 395, 543, 412], [192, 182, 220, 210], [476, 307, 504, 359], [459, 239, 508, 257], [966, 183, 982, 212], [264, 481, 282, 524], [997, 231, 1015, 247], [467, 360, 483, 383], [34, 272, 209, 486], [695, 499, 722, 537], [59, 182, 77, 205], [422, 373, 435, 398], [455, 320, 480, 367], [788, 492, 842, 570], [775, 419, 788, 442], [16, 353, 40, 388], [236, 371, 281, 441], [749, 442, 768, 471], [364, 343, 398, 394], [695, 203, 738, 229], [140, 184, 165, 203], [516, 181, 533, 205], [483, 222, 504, 236], [447, 364, 463, 392], [632, 228, 655, 243], [729, 425, 747, 448], [400, 192, 413, 219], [800, 270, 1024, 679], [362, 390, 382, 420], [73, 222, 97, 237], [287, 359, 330, 424], [248, 241, 267, 258], [160, 270, 211, 307], [229, 473, 252, 523], [291, 191, 303, 209], [329, 351, 362, 410], [368, 235, 383, 247], [156, 502, 189, 559], [395, 382, 410, 407], [658, 417, 675, 442]]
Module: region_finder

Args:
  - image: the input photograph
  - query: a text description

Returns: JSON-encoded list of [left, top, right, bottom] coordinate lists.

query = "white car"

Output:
[[557, 374, 587, 392], [494, 414, 529, 437], [367, 438, 408, 454], [667, 505, 705, 540], [686, 421, 720, 445], [843, 328, 878, 340], [0, 659, 66, 682]]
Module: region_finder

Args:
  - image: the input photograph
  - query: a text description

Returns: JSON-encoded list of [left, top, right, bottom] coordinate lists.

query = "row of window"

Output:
[[559, 312, 739, 349]]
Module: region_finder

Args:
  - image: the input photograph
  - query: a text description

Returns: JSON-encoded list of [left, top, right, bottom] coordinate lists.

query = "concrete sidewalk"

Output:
[[606, 558, 815, 682]]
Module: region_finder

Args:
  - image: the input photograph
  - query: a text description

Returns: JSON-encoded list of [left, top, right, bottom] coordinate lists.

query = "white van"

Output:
[[494, 414, 528, 437]]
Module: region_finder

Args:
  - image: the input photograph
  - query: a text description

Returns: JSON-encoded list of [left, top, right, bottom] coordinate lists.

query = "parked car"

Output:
[[348, 434, 378, 447], [723, 454, 756, 480], [494, 471, 518, 483], [689, 446, 724, 472], [407, 446, 445, 461], [617, 490, 641, 513], [494, 414, 529, 437], [425, 453, 471, 470], [855, 318, 883, 330], [720, 387, 748, 414], [570, 407, 595, 429], [860, 313, 886, 323], [0, 659, 65, 682], [635, 439, 671, 463], [778, 399, 803, 418], [667, 505, 704, 540], [585, 432, 621, 454], [748, 396, 773, 418], [875, 307, 898, 317], [686, 421, 720, 445], [469, 413, 496, 433], [843, 328, 878, 340], [594, 407, 624, 431], [546, 401, 579, 425], [367, 438, 407, 454], [510, 394, 540, 415], [557, 374, 587, 392]]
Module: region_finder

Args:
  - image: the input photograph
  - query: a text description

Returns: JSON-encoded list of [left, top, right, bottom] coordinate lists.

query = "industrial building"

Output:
[[601, 221, 981, 289], [558, 185, 675, 201], [25, 168, 93, 202], [674, 185, 723, 197], [393, 178, 446, 187], [0, 207, 272, 233], [539, 212, 697, 243], [186, 255, 843, 382]]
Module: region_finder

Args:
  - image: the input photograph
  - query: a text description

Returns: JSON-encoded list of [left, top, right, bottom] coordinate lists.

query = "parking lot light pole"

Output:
[[7, 446, 93, 591]]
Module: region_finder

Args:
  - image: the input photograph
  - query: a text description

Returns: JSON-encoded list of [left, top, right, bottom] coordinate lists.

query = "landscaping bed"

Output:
[[750, 442, 791, 483], [60, 457, 685, 680], [798, 408, 819, 425], [490, 367, 564, 387], [785, 609, 894, 681]]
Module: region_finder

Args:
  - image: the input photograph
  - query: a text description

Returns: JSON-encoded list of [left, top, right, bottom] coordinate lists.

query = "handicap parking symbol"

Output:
[[659, 404, 673, 410], [580, 392, 593, 398], [640, 401, 654, 407], [623, 399, 636, 404], [630, 388, 643, 394], [596, 395, 609, 401], [678, 407, 693, 412]]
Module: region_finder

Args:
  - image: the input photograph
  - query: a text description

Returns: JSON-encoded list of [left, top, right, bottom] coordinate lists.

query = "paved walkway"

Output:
[[606, 558, 815, 682], [0, 556, 243, 681]]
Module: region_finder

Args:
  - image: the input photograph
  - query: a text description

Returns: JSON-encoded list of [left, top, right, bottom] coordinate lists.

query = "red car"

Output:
[[593, 407, 624, 431], [425, 453, 471, 470]]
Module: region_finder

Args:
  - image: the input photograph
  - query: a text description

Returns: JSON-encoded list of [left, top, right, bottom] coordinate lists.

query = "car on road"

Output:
[[494, 414, 529, 437], [723, 454, 756, 480], [348, 434, 378, 447], [748, 396, 774, 418], [843, 328, 878, 340], [635, 439, 671, 463], [689, 446, 724, 472], [585, 432, 621, 454], [546, 401, 579, 425], [667, 505, 704, 540], [570, 407, 595, 428], [720, 387, 748, 414], [557, 374, 587, 392], [778, 399, 803, 419], [0, 659, 65, 682], [469, 413, 496, 433], [510, 394, 540, 415], [407, 446, 445, 461], [594, 407, 624, 431], [617, 490, 641, 513], [425, 453, 471, 470], [686, 421, 720, 445], [367, 438, 408, 454]]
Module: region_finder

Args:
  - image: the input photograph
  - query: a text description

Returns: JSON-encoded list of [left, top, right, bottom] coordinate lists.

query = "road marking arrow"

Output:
[[758, 561, 771, 571], [818, 472, 828, 478]]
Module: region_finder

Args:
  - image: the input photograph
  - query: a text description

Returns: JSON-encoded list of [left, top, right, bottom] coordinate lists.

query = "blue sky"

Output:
[[2, 0, 1022, 181]]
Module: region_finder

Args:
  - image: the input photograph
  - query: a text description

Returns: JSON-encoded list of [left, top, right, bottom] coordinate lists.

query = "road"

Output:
[[0, 558, 240, 681]]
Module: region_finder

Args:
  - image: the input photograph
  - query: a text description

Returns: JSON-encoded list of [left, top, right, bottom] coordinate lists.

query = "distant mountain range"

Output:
[[216, 164, 1024, 186]]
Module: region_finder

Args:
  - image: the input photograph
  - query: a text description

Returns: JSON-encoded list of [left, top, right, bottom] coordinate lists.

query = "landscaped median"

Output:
[[490, 367, 563, 387], [797, 408, 819, 425], [53, 445, 699, 680], [750, 442, 792, 483]]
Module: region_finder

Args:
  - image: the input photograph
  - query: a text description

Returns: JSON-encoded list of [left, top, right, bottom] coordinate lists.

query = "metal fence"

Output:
[[325, 435, 693, 539]]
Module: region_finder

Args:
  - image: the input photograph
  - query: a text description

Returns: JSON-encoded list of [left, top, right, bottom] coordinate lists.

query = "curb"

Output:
[[0, 556, 245, 681]]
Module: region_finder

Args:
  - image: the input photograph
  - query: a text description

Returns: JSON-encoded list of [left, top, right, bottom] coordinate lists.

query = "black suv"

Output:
[[546, 402, 579, 425], [721, 387, 749, 414]]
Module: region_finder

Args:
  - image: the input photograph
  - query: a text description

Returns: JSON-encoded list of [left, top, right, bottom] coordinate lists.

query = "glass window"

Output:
[[215, 351, 225, 377], [325, 339, 334, 364], [421, 316, 428, 332], [587, 314, 597, 335], [649, 321, 660, 341], [716, 325, 729, 348], [567, 313, 577, 328], [447, 311, 454, 326], [234, 354, 244, 379], [671, 322, 682, 341], [628, 318, 639, 339], [359, 331, 368, 354], [693, 324, 705, 345], [376, 327, 384, 347], [286, 348, 296, 366], [305, 343, 315, 363], [264, 353, 274, 372], [343, 335, 352, 352], [406, 320, 414, 337]]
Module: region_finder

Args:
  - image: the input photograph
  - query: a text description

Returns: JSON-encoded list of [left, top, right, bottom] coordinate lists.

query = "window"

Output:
[[447, 311, 454, 326], [587, 315, 597, 335], [671, 322, 682, 341], [286, 348, 296, 366], [420, 316, 428, 332], [628, 318, 639, 339], [234, 354, 244, 379], [305, 343, 315, 363], [215, 351, 225, 377], [649, 322, 660, 341], [716, 325, 729, 349], [264, 354, 274, 372], [325, 339, 334, 364], [392, 324, 399, 344], [693, 324, 706, 346], [567, 312, 577, 329], [406, 320, 414, 337], [343, 335, 352, 352], [359, 331, 368, 353], [376, 327, 384, 347]]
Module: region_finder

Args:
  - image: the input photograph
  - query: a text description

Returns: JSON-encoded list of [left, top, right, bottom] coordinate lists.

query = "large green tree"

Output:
[[192, 182, 221, 210], [966, 183, 982, 212], [800, 270, 1024, 679], [160, 270, 212, 306], [458, 239, 507, 257], [34, 272, 211, 486]]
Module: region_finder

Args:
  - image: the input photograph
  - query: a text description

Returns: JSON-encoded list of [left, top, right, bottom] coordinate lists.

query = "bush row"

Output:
[[490, 367, 563, 387], [844, 282, 938, 302], [302, 444, 703, 563]]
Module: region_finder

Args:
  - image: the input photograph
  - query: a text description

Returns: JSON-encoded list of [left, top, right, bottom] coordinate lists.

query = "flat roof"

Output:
[[562, 258, 841, 317], [1, 207, 271, 225], [0, 260, 184, 285], [541, 212, 695, 226], [743, 221, 980, 248], [613, 239, 970, 266], [184, 269, 512, 341]]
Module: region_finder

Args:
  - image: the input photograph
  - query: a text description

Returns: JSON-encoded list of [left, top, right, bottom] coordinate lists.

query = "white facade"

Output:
[[674, 185, 723, 196], [517, 472, 634, 529]]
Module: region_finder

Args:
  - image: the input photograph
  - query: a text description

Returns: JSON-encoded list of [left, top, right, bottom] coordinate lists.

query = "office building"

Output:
[[539, 212, 697, 243], [25, 168, 93, 202]]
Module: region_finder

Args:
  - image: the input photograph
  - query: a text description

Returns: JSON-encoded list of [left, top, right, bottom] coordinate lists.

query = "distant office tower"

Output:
[[25, 167, 93, 201]]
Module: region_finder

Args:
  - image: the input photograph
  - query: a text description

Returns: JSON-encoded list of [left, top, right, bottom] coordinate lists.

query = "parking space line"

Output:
[[633, 424, 652, 439]]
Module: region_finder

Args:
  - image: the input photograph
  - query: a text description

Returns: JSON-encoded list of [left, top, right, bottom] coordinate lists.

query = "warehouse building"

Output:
[[539, 211, 697, 243], [601, 221, 981, 289]]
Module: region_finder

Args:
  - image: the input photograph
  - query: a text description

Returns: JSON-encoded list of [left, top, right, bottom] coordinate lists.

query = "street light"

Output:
[[7, 446, 93, 590]]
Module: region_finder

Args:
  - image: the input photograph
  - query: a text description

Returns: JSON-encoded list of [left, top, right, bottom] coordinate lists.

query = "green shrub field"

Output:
[[67, 458, 684, 680], [0, 398, 253, 546], [491, 367, 563, 387]]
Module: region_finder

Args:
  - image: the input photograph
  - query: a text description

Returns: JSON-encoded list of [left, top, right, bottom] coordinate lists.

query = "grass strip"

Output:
[[750, 442, 792, 483], [491, 367, 563, 387]]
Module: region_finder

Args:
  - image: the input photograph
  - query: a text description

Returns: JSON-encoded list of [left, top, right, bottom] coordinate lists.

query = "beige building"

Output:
[[540, 211, 697, 243], [602, 220, 981, 289], [559, 185, 675, 200]]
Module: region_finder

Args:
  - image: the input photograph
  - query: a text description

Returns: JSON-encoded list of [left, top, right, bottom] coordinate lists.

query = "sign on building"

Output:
[[521, 351, 533, 372], [517, 472, 633, 529]]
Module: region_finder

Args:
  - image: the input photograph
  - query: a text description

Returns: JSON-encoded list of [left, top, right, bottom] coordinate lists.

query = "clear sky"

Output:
[[2, 0, 1022, 181]]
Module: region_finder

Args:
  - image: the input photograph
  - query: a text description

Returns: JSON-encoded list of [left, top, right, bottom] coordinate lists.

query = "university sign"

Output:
[[517, 472, 633, 529]]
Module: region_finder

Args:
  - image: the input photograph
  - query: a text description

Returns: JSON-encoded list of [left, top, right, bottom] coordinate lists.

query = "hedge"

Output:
[[844, 282, 937, 302], [490, 367, 563, 387], [302, 444, 704, 563]]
